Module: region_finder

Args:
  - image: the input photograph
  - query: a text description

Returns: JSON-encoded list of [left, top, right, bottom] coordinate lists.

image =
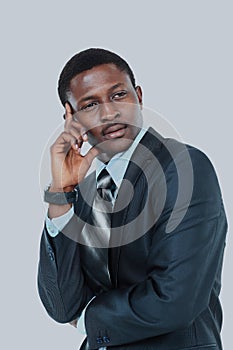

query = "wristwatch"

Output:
[[44, 186, 78, 205]]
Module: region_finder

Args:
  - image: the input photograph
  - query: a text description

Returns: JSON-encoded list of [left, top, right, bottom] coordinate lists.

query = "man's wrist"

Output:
[[44, 185, 78, 205], [49, 184, 76, 193]]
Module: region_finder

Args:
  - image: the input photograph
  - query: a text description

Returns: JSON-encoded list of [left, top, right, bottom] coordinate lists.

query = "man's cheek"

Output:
[[87, 130, 102, 146], [124, 106, 140, 122]]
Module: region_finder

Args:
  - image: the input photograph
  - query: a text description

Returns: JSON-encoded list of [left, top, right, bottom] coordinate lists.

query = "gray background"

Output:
[[0, 0, 232, 349]]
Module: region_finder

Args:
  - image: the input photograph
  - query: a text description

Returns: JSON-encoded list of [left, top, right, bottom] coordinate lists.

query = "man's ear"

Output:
[[135, 86, 143, 107]]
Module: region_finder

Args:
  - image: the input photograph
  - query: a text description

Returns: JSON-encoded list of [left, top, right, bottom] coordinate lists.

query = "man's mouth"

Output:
[[103, 123, 127, 139]]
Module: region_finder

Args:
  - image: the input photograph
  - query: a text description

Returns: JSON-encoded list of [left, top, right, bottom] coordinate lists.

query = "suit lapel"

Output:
[[109, 127, 164, 286]]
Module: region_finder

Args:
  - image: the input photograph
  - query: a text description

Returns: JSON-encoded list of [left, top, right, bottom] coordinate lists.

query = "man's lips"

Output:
[[102, 123, 127, 139]]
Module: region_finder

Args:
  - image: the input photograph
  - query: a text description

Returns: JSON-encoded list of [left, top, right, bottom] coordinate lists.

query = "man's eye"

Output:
[[81, 102, 98, 111], [112, 91, 127, 99]]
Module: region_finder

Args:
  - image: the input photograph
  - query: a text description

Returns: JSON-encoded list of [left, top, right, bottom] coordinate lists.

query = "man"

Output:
[[38, 48, 228, 350]]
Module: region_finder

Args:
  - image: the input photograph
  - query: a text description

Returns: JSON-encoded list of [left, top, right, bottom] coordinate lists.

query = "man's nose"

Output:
[[99, 102, 120, 122]]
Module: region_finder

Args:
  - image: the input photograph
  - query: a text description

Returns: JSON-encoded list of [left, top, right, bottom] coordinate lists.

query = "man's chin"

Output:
[[96, 138, 134, 163]]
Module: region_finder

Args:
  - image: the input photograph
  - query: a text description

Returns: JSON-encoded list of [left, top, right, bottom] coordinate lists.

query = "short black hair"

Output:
[[58, 48, 136, 106]]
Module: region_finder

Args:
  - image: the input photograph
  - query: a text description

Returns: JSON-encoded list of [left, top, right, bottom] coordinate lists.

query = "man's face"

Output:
[[67, 63, 143, 159]]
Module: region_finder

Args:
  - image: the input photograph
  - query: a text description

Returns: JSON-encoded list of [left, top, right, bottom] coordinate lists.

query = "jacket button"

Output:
[[103, 336, 110, 343], [96, 337, 103, 344], [48, 252, 54, 261]]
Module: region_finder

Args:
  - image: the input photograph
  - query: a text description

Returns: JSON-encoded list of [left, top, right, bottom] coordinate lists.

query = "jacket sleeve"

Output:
[[84, 148, 228, 349], [37, 217, 94, 323]]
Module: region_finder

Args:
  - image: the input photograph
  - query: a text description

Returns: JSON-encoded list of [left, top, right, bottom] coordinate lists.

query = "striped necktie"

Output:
[[97, 168, 116, 203], [92, 169, 116, 247], [84, 168, 116, 290]]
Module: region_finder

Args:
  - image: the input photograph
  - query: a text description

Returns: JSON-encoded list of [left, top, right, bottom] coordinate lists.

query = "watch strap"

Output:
[[44, 187, 78, 205]]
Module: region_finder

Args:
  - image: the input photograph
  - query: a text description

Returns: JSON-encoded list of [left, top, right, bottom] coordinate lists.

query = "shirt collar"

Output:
[[96, 126, 148, 188]]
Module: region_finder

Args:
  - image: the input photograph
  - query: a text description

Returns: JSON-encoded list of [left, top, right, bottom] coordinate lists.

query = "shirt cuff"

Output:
[[77, 296, 96, 335], [45, 206, 74, 237]]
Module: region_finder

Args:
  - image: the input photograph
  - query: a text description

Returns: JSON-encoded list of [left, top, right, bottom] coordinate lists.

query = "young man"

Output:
[[38, 48, 228, 350]]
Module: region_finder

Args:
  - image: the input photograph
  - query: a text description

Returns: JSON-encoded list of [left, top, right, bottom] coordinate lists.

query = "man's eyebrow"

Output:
[[79, 95, 97, 104], [109, 82, 125, 91], [78, 83, 125, 104]]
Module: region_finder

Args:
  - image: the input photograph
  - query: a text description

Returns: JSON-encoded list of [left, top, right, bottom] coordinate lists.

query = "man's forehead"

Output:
[[70, 64, 130, 91]]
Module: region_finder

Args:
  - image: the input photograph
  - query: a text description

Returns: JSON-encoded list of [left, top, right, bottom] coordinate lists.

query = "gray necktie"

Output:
[[92, 168, 116, 248], [97, 168, 116, 203], [84, 168, 116, 292]]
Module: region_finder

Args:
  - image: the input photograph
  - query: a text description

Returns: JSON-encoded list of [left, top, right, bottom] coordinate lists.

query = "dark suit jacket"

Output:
[[38, 128, 228, 350]]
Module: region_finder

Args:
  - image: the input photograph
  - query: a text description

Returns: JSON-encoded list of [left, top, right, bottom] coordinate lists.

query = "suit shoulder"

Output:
[[162, 137, 216, 172], [163, 139, 223, 206]]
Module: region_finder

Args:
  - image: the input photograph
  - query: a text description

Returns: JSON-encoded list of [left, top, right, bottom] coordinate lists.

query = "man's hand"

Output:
[[50, 103, 99, 192], [69, 319, 78, 328], [47, 103, 99, 219]]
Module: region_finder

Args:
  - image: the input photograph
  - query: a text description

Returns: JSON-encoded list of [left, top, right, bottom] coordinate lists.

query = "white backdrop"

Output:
[[0, 1, 232, 349]]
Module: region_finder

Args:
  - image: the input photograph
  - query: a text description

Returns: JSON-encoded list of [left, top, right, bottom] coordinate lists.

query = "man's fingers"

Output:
[[84, 146, 100, 165], [64, 104, 88, 147], [65, 102, 73, 119], [71, 119, 88, 143], [51, 131, 79, 154]]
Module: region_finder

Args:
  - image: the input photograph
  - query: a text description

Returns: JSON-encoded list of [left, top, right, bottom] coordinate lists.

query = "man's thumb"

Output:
[[84, 146, 100, 166]]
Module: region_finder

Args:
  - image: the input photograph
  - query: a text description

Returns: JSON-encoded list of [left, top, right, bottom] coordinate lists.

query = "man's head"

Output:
[[58, 48, 136, 106], [58, 48, 143, 159]]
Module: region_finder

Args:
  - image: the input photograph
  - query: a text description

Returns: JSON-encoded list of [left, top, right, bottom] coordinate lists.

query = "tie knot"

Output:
[[97, 169, 116, 201]]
